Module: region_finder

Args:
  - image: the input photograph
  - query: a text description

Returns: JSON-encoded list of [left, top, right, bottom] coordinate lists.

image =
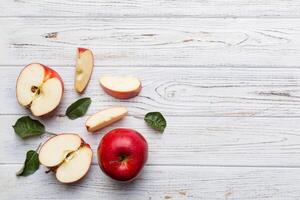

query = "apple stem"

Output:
[[119, 154, 127, 162], [108, 155, 128, 165]]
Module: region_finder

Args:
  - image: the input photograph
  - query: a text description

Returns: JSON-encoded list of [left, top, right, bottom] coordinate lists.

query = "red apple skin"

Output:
[[97, 128, 148, 181], [35, 63, 64, 116], [16, 63, 64, 116], [78, 47, 89, 54], [42, 64, 64, 89], [100, 83, 142, 99], [17, 63, 64, 87], [16, 63, 64, 93]]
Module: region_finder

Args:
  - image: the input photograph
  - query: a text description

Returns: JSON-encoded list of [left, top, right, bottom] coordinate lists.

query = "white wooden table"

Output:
[[1, 1, 300, 199]]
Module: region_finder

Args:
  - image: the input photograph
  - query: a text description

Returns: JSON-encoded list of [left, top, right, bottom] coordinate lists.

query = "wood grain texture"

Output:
[[3, 115, 300, 166], [2, 0, 300, 18], [2, 0, 300, 199], [3, 66, 300, 168], [1, 18, 300, 67], [2, 67, 300, 117], [1, 165, 300, 200]]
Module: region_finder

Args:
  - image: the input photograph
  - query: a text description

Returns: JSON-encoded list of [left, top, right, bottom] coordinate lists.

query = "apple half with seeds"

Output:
[[39, 134, 93, 183], [16, 63, 64, 116], [99, 75, 142, 99], [75, 48, 94, 93]]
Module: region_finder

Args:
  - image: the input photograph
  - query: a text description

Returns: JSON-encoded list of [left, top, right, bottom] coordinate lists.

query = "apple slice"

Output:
[[99, 75, 141, 99], [16, 63, 64, 116], [75, 48, 94, 93], [86, 106, 128, 132], [38, 134, 93, 184]]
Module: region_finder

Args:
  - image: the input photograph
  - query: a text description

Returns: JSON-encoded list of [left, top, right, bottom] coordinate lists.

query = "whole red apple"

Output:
[[97, 128, 148, 181]]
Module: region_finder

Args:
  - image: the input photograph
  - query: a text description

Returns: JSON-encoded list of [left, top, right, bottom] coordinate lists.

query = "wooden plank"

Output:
[[1, 164, 300, 200], [2, 66, 300, 117], [3, 115, 300, 166], [1, 0, 300, 18], [1, 18, 300, 67]]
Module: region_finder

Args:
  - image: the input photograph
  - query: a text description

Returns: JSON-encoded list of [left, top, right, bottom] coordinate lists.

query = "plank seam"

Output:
[[2, 163, 300, 168], [1, 16, 300, 19], [3, 65, 300, 69]]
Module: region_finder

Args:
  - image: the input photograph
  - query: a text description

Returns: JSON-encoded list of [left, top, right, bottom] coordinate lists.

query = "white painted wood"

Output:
[[1, 165, 300, 200], [2, 0, 300, 18], [2, 67, 300, 117], [3, 115, 300, 166], [2, 0, 300, 199], [1, 18, 300, 67]]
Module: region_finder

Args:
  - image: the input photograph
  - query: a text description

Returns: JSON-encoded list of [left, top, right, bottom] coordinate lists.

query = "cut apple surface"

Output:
[[86, 106, 128, 132], [99, 75, 141, 99], [38, 134, 92, 184], [39, 134, 82, 167], [16, 63, 64, 116], [56, 145, 92, 183], [75, 48, 94, 93]]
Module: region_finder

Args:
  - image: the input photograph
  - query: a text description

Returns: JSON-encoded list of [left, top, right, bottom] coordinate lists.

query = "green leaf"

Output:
[[66, 97, 91, 119], [144, 112, 167, 132], [16, 150, 40, 176], [12, 116, 45, 139]]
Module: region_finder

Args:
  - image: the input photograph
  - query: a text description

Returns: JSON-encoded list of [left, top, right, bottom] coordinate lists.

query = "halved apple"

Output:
[[86, 106, 128, 132], [99, 75, 142, 99], [39, 134, 93, 184], [56, 145, 92, 183], [16, 63, 64, 116], [75, 48, 94, 93]]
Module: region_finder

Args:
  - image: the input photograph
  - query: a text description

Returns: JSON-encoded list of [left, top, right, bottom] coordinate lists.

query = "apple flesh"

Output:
[[99, 76, 141, 99], [56, 145, 92, 183], [97, 128, 148, 181], [16, 63, 64, 116], [75, 48, 94, 93], [86, 106, 128, 133], [39, 134, 92, 184]]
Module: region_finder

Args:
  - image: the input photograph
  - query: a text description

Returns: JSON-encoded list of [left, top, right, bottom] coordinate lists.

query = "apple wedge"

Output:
[[39, 134, 92, 184], [16, 63, 64, 116], [75, 48, 94, 93], [86, 106, 128, 132], [99, 75, 141, 99]]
